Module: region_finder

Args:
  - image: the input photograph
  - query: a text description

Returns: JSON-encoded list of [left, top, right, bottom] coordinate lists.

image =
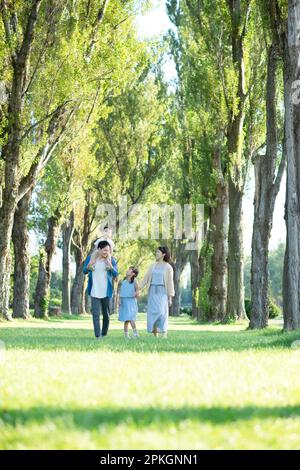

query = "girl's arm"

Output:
[[116, 280, 122, 305]]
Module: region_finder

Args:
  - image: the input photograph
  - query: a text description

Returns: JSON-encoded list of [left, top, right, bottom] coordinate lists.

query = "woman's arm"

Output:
[[134, 280, 140, 298], [166, 264, 175, 298]]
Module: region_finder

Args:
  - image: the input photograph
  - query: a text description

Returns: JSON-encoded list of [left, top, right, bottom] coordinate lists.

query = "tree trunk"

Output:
[[169, 239, 189, 316], [208, 148, 229, 322], [71, 248, 86, 315], [190, 222, 208, 321], [34, 210, 61, 318], [190, 249, 201, 320], [0, 209, 14, 320], [226, 179, 246, 320], [282, 0, 300, 330], [70, 193, 95, 315], [0, 0, 41, 320], [62, 210, 75, 314], [250, 44, 285, 329], [12, 189, 33, 319], [170, 262, 182, 317], [226, 0, 249, 321]]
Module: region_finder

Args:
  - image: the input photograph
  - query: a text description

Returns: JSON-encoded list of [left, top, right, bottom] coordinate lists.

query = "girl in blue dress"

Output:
[[117, 266, 139, 339]]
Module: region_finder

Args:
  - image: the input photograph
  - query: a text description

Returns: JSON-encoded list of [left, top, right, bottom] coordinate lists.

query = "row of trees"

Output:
[[1, 0, 300, 331], [164, 0, 300, 330], [0, 0, 163, 320]]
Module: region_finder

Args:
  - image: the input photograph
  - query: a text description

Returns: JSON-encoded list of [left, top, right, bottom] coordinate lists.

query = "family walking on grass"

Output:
[[83, 227, 175, 340]]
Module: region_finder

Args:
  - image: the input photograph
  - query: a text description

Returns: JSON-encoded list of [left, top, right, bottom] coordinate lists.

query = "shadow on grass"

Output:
[[1, 326, 300, 353], [1, 404, 300, 429]]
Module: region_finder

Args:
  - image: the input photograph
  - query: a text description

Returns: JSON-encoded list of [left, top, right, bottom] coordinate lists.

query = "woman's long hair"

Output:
[[158, 246, 175, 281]]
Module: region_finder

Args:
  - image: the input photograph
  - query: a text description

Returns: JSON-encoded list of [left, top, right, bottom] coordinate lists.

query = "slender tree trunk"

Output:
[[208, 147, 229, 321], [71, 246, 86, 315], [190, 249, 200, 320], [12, 189, 33, 319], [70, 192, 95, 315], [283, 0, 300, 330], [190, 222, 208, 321], [0, 0, 41, 320], [170, 262, 182, 317], [0, 209, 14, 320], [226, 0, 250, 321], [169, 240, 189, 317], [226, 179, 246, 320], [34, 210, 61, 318], [62, 210, 75, 314], [250, 44, 285, 329]]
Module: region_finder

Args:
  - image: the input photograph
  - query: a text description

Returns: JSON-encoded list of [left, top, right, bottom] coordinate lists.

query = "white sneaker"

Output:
[[161, 332, 168, 339]]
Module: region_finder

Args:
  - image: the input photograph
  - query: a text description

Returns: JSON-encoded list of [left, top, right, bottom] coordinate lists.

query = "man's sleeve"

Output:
[[83, 256, 91, 275], [111, 258, 118, 278]]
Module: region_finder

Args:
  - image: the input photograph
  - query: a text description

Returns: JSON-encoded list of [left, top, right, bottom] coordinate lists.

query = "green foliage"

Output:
[[39, 295, 50, 318], [180, 306, 192, 316], [245, 298, 281, 320], [244, 243, 285, 306], [268, 298, 281, 319]]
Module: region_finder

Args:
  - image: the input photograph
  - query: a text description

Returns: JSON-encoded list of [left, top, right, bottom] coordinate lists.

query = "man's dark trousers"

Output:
[[91, 297, 110, 337]]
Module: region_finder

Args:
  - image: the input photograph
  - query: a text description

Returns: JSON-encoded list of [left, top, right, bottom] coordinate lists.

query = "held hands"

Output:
[[168, 297, 172, 307]]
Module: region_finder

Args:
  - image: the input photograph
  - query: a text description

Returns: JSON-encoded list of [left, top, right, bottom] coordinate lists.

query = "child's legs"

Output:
[[130, 320, 136, 330], [124, 321, 130, 332]]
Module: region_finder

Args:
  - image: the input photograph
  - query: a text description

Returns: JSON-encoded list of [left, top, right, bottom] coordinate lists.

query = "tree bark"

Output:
[[225, 0, 250, 320], [71, 243, 86, 315], [12, 189, 33, 319], [190, 221, 208, 321], [71, 190, 95, 314], [169, 240, 189, 317], [250, 43, 285, 329], [190, 248, 201, 320], [282, 0, 300, 330], [34, 210, 61, 318], [208, 148, 229, 321], [0, 0, 41, 320], [226, 179, 246, 320], [62, 209, 75, 314]]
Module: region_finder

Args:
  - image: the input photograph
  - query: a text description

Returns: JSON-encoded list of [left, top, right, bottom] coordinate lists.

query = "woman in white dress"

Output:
[[140, 246, 175, 338]]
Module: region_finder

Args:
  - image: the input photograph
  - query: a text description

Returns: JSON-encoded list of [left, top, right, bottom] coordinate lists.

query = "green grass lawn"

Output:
[[1, 313, 300, 450]]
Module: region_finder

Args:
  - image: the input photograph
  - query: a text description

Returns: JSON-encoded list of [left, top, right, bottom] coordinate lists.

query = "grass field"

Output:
[[1, 313, 300, 450]]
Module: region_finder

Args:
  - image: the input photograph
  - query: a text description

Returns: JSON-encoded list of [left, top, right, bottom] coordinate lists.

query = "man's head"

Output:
[[97, 240, 110, 257]]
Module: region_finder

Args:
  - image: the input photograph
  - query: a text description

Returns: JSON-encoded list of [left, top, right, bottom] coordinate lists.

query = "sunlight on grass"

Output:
[[1, 314, 300, 449]]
